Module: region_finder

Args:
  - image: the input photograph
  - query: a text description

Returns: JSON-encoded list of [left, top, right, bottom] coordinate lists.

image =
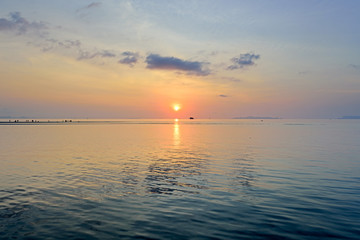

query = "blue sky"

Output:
[[1, 0, 360, 118]]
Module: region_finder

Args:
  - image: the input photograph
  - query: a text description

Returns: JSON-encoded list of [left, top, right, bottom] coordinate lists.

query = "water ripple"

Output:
[[1, 120, 360, 239]]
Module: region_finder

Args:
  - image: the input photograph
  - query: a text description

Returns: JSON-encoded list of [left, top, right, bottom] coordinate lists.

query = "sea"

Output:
[[0, 119, 359, 239]]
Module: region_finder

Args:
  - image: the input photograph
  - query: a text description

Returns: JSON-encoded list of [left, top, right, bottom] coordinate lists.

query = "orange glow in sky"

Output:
[[0, 2, 358, 119]]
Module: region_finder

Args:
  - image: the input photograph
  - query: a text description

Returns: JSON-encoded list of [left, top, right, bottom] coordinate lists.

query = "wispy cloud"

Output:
[[349, 64, 360, 70], [77, 49, 117, 60], [85, 2, 102, 9], [30, 38, 115, 61], [1, 11, 120, 65], [218, 94, 228, 97], [35, 38, 81, 52], [298, 71, 311, 75], [119, 51, 140, 67], [0, 12, 47, 35], [221, 77, 242, 82], [145, 54, 210, 76], [30, 37, 117, 62], [227, 53, 260, 70], [76, 2, 102, 13]]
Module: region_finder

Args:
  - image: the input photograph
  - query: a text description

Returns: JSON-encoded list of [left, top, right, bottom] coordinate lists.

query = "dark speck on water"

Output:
[[0, 119, 359, 239]]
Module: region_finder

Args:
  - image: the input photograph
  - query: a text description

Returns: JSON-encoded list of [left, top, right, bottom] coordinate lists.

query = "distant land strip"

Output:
[[232, 116, 281, 119], [339, 116, 360, 119]]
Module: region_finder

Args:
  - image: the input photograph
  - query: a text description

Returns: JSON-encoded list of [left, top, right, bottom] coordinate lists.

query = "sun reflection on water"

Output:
[[173, 119, 180, 147]]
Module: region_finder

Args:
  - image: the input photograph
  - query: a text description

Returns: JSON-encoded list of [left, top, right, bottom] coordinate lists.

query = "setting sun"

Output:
[[173, 104, 181, 111]]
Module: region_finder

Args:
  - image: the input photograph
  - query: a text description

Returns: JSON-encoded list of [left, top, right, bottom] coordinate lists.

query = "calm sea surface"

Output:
[[0, 119, 359, 239]]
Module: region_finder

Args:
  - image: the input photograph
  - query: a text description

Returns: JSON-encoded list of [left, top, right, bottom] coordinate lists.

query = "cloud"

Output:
[[0, 12, 47, 35], [145, 54, 210, 76], [349, 64, 360, 70], [30, 37, 115, 61], [119, 51, 139, 67], [35, 38, 81, 52], [77, 49, 116, 60], [29, 37, 119, 64], [298, 71, 311, 75], [227, 53, 260, 70], [221, 77, 242, 82], [218, 94, 228, 97], [76, 2, 102, 13], [85, 2, 102, 9], [1, 12, 118, 65]]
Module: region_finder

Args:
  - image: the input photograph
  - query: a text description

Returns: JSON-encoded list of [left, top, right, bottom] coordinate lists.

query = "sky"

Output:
[[1, 0, 360, 119]]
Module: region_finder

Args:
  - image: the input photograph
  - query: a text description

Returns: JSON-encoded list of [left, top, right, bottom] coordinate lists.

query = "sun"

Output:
[[173, 104, 181, 111]]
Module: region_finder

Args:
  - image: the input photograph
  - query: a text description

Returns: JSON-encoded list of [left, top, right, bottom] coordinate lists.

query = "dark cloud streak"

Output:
[[77, 49, 116, 60], [85, 2, 102, 9], [221, 77, 242, 82], [349, 64, 360, 70], [298, 71, 310, 75], [227, 53, 260, 70], [76, 2, 102, 13], [36, 38, 81, 52], [0, 12, 47, 35], [145, 54, 210, 76], [119, 52, 139, 67]]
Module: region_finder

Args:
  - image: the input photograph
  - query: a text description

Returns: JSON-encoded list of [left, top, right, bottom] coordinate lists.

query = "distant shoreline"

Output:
[[338, 116, 360, 119], [232, 116, 281, 119], [1, 117, 360, 125], [0, 120, 77, 125]]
